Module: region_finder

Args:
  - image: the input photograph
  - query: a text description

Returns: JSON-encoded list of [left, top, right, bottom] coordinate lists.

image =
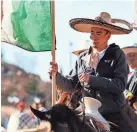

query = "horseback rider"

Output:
[[122, 43, 137, 131], [49, 12, 135, 132], [123, 43, 137, 109]]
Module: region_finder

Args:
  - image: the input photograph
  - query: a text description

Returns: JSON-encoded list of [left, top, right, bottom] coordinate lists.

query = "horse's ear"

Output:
[[30, 106, 46, 120]]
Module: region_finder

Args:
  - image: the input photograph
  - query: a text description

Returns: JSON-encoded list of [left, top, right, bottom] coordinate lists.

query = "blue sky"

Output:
[[1, 0, 137, 81]]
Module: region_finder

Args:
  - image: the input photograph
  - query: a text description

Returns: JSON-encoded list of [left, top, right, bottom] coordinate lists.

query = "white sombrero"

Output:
[[72, 40, 91, 56], [69, 12, 133, 34], [122, 43, 137, 55]]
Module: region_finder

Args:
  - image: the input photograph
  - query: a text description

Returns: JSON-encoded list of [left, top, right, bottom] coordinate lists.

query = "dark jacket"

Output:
[[56, 43, 129, 115]]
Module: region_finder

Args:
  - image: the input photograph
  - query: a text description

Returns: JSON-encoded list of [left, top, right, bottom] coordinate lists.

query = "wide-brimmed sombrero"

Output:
[[69, 12, 133, 34], [72, 40, 91, 56], [122, 43, 137, 55], [72, 49, 87, 56]]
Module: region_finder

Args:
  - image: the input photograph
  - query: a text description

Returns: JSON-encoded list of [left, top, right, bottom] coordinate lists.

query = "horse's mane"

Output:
[[56, 86, 82, 109]]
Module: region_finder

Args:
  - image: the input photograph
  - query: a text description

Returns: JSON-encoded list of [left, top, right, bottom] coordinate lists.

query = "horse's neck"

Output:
[[56, 88, 82, 109], [52, 111, 81, 132]]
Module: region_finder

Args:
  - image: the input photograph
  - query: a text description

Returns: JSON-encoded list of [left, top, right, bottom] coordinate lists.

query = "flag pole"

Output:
[[51, 0, 56, 106]]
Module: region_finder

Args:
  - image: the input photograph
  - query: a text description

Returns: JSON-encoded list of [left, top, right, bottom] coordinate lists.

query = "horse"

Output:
[[30, 104, 97, 132], [57, 87, 111, 130], [30, 90, 110, 132]]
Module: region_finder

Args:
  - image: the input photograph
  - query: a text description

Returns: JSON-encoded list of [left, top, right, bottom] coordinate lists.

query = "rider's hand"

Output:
[[78, 73, 89, 84], [125, 92, 134, 100], [48, 62, 58, 77], [133, 101, 137, 111]]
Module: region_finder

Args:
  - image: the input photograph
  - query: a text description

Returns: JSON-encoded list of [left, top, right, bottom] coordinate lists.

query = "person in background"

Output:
[[7, 112, 51, 132], [72, 40, 91, 56], [122, 44, 137, 110], [16, 101, 25, 113], [1, 126, 7, 132], [7, 101, 25, 131], [122, 44, 137, 131], [38, 100, 47, 112]]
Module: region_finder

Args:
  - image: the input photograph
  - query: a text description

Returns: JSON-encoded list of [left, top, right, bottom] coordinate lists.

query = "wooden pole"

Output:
[[51, 0, 56, 106]]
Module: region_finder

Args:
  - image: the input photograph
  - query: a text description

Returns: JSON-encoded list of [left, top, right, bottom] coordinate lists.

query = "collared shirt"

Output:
[[91, 46, 108, 70], [87, 46, 108, 74]]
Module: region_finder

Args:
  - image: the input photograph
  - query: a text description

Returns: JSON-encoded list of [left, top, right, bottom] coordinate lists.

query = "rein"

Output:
[[67, 81, 81, 108], [67, 81, 86, 125]]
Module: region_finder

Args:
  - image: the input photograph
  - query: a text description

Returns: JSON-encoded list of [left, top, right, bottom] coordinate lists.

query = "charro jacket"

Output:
[[56, 43, 129, 115]]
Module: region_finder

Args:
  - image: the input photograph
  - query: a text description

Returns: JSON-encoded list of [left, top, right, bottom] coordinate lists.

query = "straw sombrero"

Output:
[[72, 40, 91, 56], [69, 12, 133, 34], [122, 43, 137, 55], [72, 49, 87, 56]]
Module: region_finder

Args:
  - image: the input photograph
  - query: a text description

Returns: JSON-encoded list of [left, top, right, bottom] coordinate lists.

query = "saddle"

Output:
[[83, 97, 110, 131]]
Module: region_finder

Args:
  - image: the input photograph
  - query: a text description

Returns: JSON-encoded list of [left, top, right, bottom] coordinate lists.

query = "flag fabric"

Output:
[[1, 0, 52, 52]]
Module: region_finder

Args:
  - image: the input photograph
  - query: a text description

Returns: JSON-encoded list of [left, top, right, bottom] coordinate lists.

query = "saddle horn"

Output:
[[82, 97, 110, 131]]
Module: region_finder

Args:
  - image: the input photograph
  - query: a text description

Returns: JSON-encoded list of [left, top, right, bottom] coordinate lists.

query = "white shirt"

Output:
[[97, 46, 108, 62]]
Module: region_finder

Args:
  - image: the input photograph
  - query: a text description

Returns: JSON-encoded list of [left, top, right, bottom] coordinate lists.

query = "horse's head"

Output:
[[30, 106, 59, 131], [30, 104, 83, 132], [30, 104, 77, 128]]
